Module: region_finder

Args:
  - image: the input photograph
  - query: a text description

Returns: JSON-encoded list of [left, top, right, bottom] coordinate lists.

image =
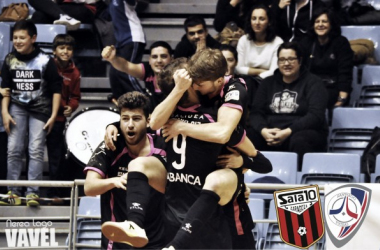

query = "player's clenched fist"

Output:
[[102, 45, 116, 62]]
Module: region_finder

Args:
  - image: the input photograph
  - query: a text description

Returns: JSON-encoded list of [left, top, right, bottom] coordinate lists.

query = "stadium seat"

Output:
[[0, 23, 11, 67], [299, 153, 361, 184], [247, 152, 297, 200], [248, 198, 265, 248], [371, 154, 380, 183], [75, 219, 102, 249], [0, 0, 35, 16], [328, 108, 380, 155], [35, 24, 67, 54], [354, 65, 380, 108], [341, 26, 380, 62], [78, 196, 101, 218], [261, 200, 299, 249], [245, 151, 298, 184]]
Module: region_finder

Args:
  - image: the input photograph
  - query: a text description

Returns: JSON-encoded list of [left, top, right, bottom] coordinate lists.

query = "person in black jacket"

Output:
[[174, 16, 221, 58], [300, 8, 353, 114], [214, 0, 274, 32], [272, 0, 325, 42], [248, 41, 328, 169]]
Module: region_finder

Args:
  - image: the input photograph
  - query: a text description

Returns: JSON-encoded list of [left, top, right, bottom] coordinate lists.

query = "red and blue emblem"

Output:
[[325, 184, 371, 248]]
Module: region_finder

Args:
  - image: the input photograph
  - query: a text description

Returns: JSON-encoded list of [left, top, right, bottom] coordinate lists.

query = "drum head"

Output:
[[65, 107, 119, 166]]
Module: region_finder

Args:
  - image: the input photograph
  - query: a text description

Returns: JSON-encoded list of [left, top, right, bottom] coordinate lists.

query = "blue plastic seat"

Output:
[[248, 198, 265, 248], [78, 196, 101, 218], [299, 153, 361, 184], [0, 23, 11, 67], [247, 151, 297, 200], [371, 154, 380, 183], [34, 24, 67, 53], [329, 108, 380, 155], [353, 65, 380, 108], [341, 26, 380, 62]]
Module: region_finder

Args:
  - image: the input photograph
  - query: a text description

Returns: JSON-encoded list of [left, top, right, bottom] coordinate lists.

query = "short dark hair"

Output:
[[245, 4, 276, 42], [53, 34, 76, 50], [277, 41, 303, 61], [184, 15, 207, 32], [219, 44, 238, 61], [188, 48, 227, 82], [13, 20, 37, 38], [158, 57, 188, 104], [308, 8, 341, 40], [150, 41, 173, 56], [117, 91, 150, 119]]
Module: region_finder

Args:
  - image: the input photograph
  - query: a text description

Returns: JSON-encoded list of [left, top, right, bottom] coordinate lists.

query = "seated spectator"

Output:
[[28, 0, 101, 30], [247, 42, 328, 169], [300, 8, 353, 117], [102, 41, 173, 111], [272, 0, 325, 42], [236, 4, 283, 83], [46, 34, 81, 201], [0, 20, 62, 206], [174, 16, 221, 59], [214, 0, 274, 32]]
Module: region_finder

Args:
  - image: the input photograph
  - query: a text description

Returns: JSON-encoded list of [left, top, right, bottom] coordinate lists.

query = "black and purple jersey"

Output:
[[84, 134, 167, 250], [164, 104, 223, 225]]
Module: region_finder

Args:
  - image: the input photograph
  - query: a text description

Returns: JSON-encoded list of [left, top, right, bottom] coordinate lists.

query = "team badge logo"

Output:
[[274, 185, 324, 249], [325, 184, 371, 248]]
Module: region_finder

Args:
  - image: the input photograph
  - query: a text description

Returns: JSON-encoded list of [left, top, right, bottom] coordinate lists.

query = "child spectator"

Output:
[[46, 34, 81, 201], [0, 20, 62, 206]]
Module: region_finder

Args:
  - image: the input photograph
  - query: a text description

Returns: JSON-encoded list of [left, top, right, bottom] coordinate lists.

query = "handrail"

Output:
[[0, 180, 75, 249]]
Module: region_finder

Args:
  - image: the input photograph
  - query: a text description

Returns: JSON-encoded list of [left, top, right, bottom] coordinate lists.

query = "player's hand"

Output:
[[270, 128, 292, 146], [43, 117, 56, 135], [216, 147, 243, 169], [244, 184, 250, 204], [279, 0, 291, 9], [196, 37, 206, 52], [112, 173, 128, 190], [261, 128, 280, 144], [2, 112, 16, 135], [162, 119, 182, 142], [102, 45, 116, 62], [63, 105, 73, 117], [173, 69, 192, 93], [0, 88, 10, 97], [104, 125, 118, 151]]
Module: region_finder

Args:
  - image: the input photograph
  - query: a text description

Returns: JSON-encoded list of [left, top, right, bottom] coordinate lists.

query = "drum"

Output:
[[65, 107, 119, 166]]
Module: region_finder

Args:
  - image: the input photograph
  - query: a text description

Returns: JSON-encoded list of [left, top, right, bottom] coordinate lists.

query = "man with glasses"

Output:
[[174, 15, 221, 58], [247, 41, 329, 170]]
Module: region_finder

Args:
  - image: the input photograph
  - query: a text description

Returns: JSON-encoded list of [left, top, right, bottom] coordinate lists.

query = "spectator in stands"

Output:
[[102, 41, 173, 111], [0, 20, 62, 206], [248, 42, 328, 169], [300, 8, 353, 115], [214, 0, 273, 32], [220, 44, 256, 111], [174, 16, 221, 59], [28, 0, 101, 30], [0, 88, 10, 194], [46, 34, 81, 201], [272, 0, 325, 42], [236, 4, 283, 84], [107, 0, 146, 100]]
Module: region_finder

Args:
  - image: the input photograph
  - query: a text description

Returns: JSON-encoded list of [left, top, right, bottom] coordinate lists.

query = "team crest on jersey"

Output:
[[274, 185, 324, 249], [325, 184, 371, 248], [270, 89, 299, 113], [225, 90, 240, 102]]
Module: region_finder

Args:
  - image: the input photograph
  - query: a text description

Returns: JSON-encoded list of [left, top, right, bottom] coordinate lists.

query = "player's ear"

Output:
[[146, 115, 150, 127], [216, 77, 224, 86]]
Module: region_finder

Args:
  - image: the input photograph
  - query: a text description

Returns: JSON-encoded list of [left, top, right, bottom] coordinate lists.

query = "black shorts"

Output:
[[163, 204, 232, 249]]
